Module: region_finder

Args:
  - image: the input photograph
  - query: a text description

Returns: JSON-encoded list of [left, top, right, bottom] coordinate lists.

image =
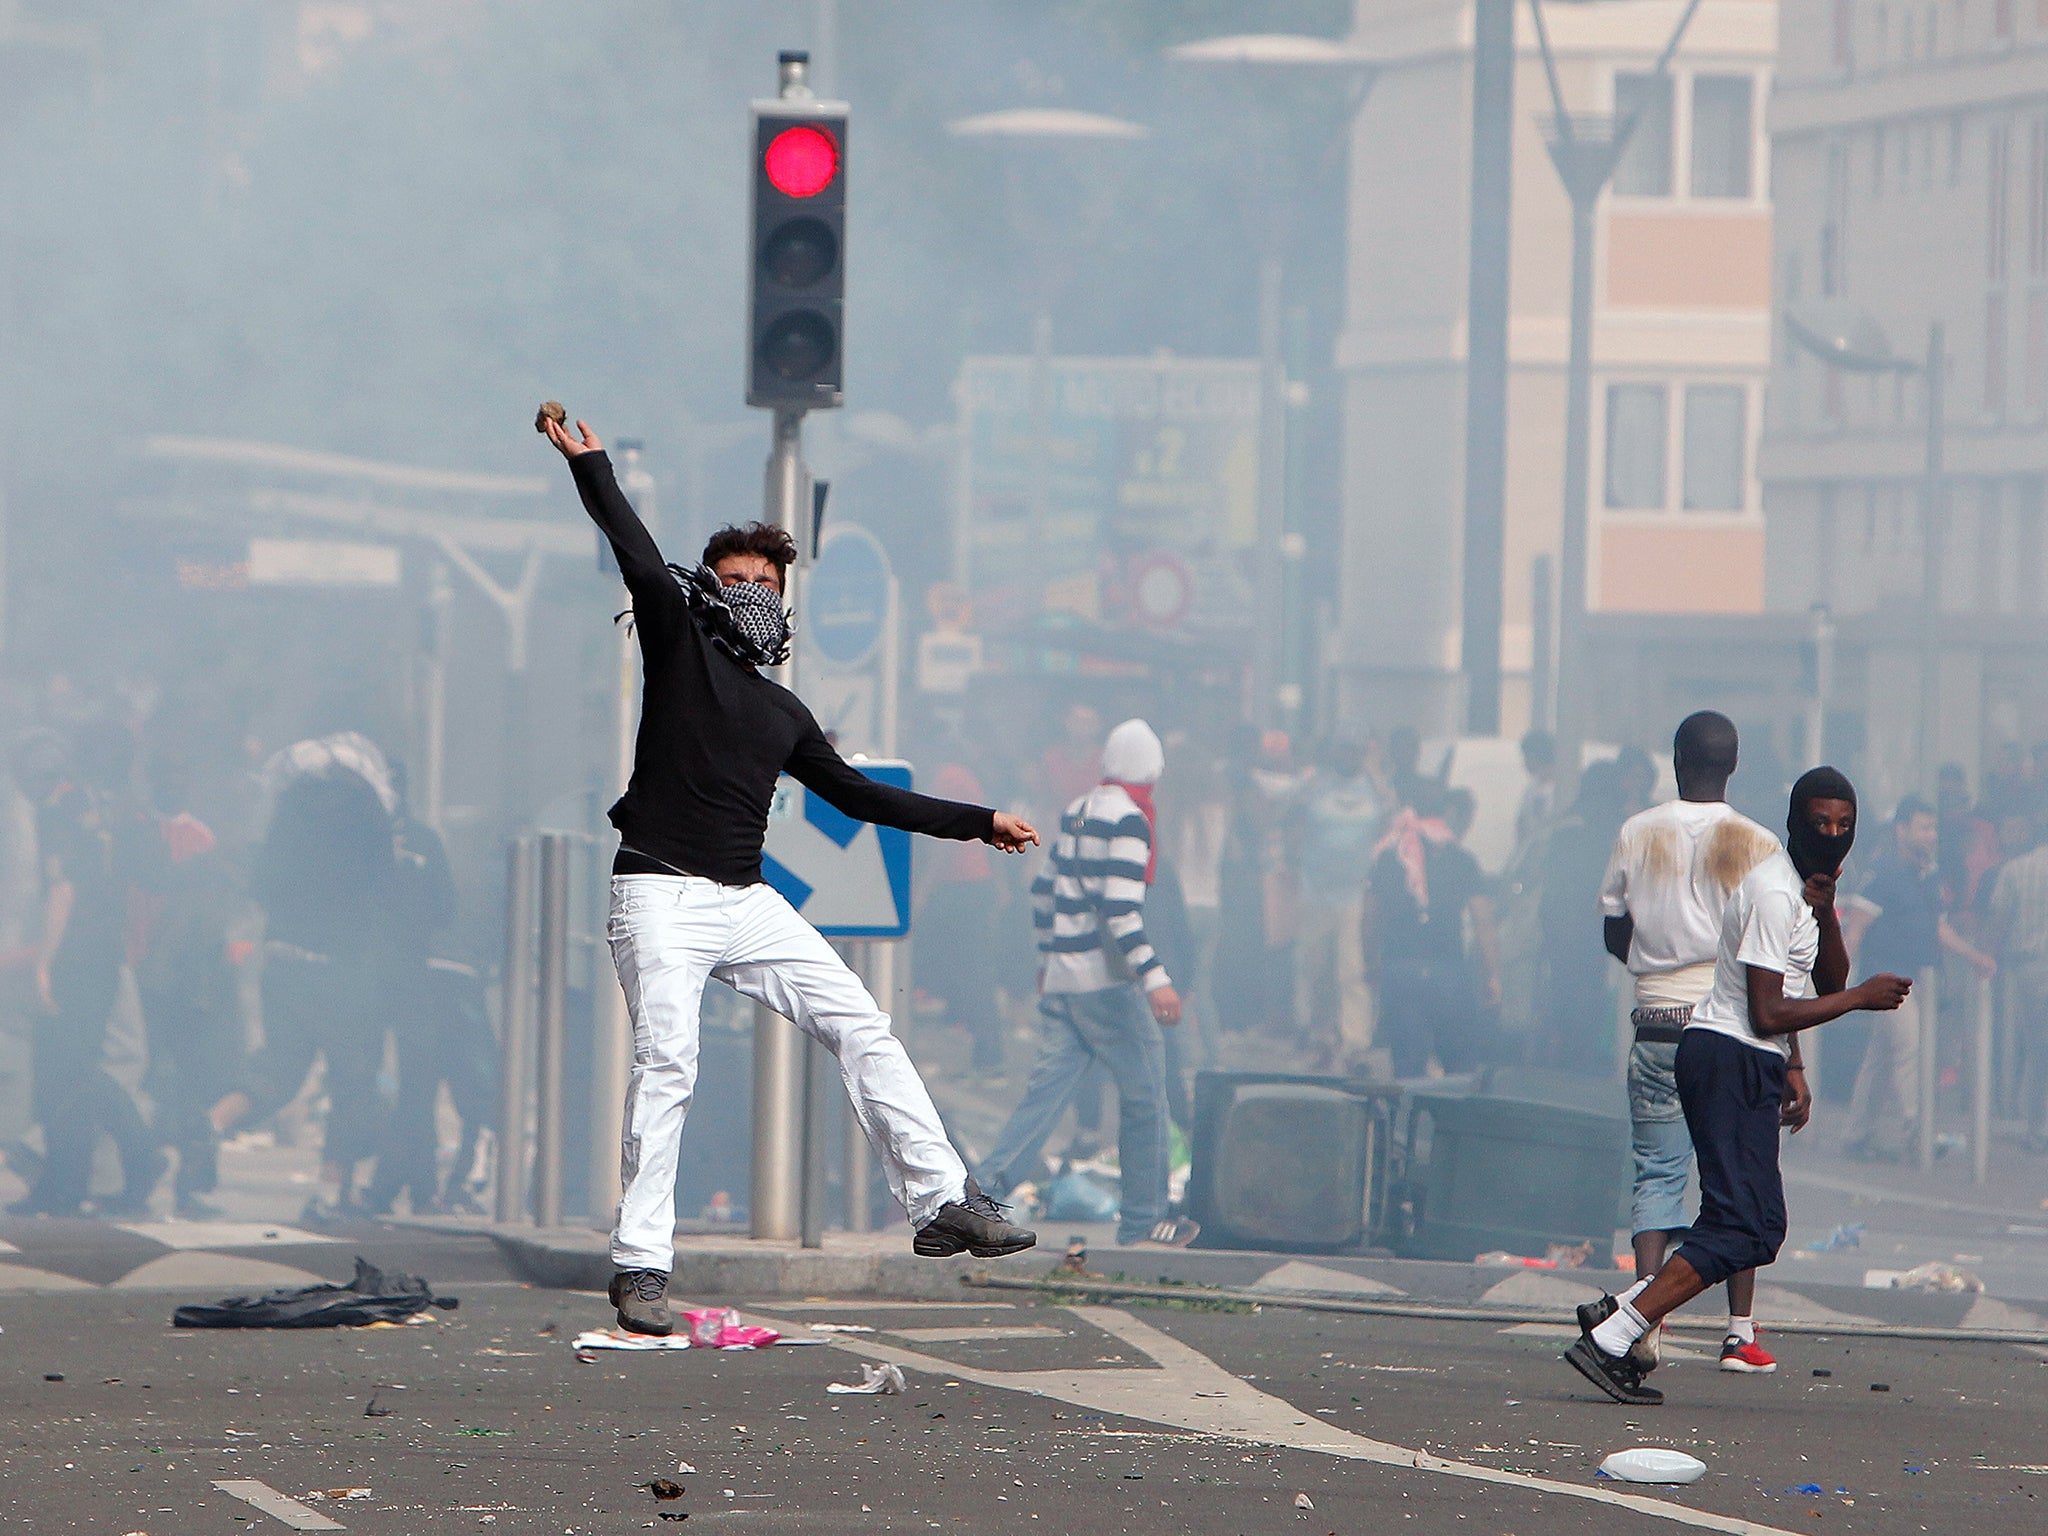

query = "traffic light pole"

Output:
[[748, 407, 813, 1242]]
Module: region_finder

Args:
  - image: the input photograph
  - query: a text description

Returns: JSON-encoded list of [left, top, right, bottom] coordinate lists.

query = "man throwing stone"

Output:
[[1566, 768, 1911, 1405], [544, 415, 1040, 1336]]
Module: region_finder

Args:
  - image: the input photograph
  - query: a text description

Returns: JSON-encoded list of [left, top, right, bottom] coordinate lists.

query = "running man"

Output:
[[543, 415, 1040, 1336], [1567, 768, 1912, 1405], [1599, 712, 1782, 1373]]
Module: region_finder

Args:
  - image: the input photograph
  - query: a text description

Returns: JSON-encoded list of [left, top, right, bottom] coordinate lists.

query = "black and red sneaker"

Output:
[[1719, 1333, 1777, 1373]]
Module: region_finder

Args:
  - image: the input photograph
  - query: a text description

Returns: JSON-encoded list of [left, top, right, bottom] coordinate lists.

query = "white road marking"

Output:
[[117, 1221, 334, 1250], [761, 1299, 1014, 1311], [1249, 1260, 1406, 1297], [888, 1325, 1068, 1343], [751, 1304, 1806, 1536], [211, 1480, 345, 1531]]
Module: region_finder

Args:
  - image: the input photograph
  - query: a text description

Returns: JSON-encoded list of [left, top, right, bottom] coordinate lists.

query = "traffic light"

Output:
[[748, 57, 846, 410]]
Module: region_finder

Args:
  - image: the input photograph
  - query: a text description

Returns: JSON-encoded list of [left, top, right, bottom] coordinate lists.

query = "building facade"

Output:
[[1334, 0, 1783, 740], [1763, 0, 2048, 804]]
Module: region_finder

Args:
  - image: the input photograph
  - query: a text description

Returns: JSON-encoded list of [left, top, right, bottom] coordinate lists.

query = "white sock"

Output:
[[1727, 1314, 1756, 1344], [1619, 1277, 1651, 1307], [1591, 1300, 1650, 1358]]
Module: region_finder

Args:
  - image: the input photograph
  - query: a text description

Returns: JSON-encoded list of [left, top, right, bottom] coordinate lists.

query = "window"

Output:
[[2026, 288, 2047, 412], [1604, 384, 1668, 510], [1613, 73, 1674, 196], [1950, 115, 1965, 188], [1833, 0, 1856, 67], [1874, 125, 1888, 197], [1682, 387, 1748, 511], [1690, 76, 1755, 198], [1823, 140, 1848, 295], [1995, 0, 2015, 38], [1990, 121, 2011, 283], [2030, 117, 2047, 277]]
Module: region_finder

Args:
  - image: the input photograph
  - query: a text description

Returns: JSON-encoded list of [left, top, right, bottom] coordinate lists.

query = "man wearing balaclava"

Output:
[[544, 415, 1042, 1336], [1564, 768, 1913, 1406], [976, 718, 1199, 1248]]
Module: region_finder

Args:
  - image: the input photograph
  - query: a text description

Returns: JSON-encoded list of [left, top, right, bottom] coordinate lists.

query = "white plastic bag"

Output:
[[1599, 1448, 1707, 1484]]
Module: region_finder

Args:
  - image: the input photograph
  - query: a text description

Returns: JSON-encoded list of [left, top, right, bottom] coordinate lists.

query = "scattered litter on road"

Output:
[[828, 1363, 907, 1396], [1293, 1492, 1315, 1509], [1802, 1223, 1865, 1253], [1792, 1482, 1824, 1495], [1059, 1237, 1094, 1276], [675, 1461, 697, 1474], [1889, 1261, 1984, 1293], [363, 1395, 393, 1417], [684, 1309, 783, 1349], [302, 1488, 371, 1501], [1597, 1448, 1708, 1484], [807, 1323, 876, 1334], [1812, 1369, 1832, 1378], [42, 1373, 62, 1383], [1870, 1383, 1891, 1393], [172, 1257, 458, 1329], [648, 1478, 684, 1500], [570, 1321, 790, 1353]]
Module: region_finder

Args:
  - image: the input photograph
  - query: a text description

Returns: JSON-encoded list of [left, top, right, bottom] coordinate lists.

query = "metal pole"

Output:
[[752, 405, 809, 1241], [845, 941, 879, 1233], [1552, 187, 1597, 801], [799, 1010, 832, 1249], [1529, 554, 1554, 733], [1460, 0, 1514, 735], [1254, 258, 1286, 726], [495, 836, 537, 1223], [1973, 971, 1993, 1185], [1916, 322, 1946, 790], [423, 562, 452, 830], [588, 614, 636, 1228], [1917, 966, 1938, 1172], [534, 832, 571, 1227]]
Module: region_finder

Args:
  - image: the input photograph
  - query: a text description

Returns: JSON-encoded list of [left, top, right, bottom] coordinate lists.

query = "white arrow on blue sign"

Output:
[[761, 759, 914, 938]]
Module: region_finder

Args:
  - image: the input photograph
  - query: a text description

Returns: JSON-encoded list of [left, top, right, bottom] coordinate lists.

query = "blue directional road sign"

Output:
[[761, 758, 913, 938], [805, 526, 891, 668]]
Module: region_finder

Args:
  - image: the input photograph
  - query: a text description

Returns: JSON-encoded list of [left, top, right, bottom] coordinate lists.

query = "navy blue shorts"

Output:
[[1670, 1027, 1788, 1288]]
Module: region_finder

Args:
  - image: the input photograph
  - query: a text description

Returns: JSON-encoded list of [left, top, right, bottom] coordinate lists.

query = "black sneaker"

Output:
[[1562, 1336, 1664, 1406], [913, 1177, 1038, 1258], [1576, 1293, 1618, 1337], [608, 1268, 674, 1336]]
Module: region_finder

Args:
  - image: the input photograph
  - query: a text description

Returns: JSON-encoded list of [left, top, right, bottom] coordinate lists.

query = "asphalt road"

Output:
[[3, 1276, 2044, 1535]]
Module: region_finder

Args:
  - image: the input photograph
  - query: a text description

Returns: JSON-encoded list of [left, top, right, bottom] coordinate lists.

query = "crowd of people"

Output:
[[915, 702, 2048, 1226], [0, 694, 496, 1224]]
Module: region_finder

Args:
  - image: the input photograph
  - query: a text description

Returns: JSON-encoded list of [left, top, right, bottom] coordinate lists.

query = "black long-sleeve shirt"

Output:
[[571, 451, 994, 886]]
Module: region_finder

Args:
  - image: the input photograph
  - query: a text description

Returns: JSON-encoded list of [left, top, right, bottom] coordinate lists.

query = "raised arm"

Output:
[[542, 417, 674, 600]]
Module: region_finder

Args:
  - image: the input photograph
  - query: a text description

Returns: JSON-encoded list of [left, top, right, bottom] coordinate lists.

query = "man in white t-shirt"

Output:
[[1599, 712, 1781, 1372], [1566, 768, 1912, 1406]]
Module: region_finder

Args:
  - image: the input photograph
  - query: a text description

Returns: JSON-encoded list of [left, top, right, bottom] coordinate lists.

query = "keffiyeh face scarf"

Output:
[[670, 563, 795, 668]]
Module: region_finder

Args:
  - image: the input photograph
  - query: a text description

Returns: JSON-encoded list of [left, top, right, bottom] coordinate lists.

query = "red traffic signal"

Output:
[[763, 125, 839, 198]]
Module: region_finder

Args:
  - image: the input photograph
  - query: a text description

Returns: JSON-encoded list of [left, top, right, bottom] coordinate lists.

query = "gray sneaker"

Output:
[[608, 1268, 674, 1336]]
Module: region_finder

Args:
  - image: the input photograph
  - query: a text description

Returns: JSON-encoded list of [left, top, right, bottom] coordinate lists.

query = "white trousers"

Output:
[[606, 874, 966, 1271]]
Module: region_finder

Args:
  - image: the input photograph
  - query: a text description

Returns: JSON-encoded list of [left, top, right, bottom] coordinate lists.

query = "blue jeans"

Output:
[[1628, 1029, 1693, 1237], [976, 986, 1170, 1245]]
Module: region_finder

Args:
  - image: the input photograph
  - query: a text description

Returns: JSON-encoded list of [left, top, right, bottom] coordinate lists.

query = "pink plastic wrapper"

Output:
[[681, 1308, 781, 1349]]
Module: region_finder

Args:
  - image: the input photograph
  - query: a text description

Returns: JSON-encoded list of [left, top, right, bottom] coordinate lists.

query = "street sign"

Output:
[[806, 525, 890, 667], [761, 758, 913, 938], [955, 354, 1261, 628]]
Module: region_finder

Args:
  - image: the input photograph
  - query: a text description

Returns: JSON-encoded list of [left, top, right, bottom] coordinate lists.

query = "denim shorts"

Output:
[[1628, 1010, 1694, 1236]]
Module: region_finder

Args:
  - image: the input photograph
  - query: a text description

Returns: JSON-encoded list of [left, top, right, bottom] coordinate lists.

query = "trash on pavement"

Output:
[[1044, 1166, 1119, 1224], [1597, 1448, 1708, 1484], [1292, 1492, 1314, 1510], [172, 1257, 457, 1329], [682, 1309, 782, 1349], [1889, 1261, 1984, 1293], [1792, 1483, 1824, 1495], [827, 1362, 907, 1396], [807, 1323, 876, 1334], [1870, 1382, 1891, 1392], [1473, 1252, 1558, 1268], [1802, 1223, 1865, 1253], [648, 1478, 684, 1500], [303, 1489, 371, 1501], [571, 1322, 790, 1353]]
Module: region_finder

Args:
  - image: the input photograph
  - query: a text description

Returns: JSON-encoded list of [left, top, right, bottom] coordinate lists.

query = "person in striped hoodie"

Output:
[[975, 718, 1197, 1248]]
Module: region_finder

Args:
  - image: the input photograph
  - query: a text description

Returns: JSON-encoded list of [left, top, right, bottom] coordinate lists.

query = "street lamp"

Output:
[[1783, 297, 1947, 789], [1163, 33, 1378, 731], [1528, 0, 1700, 798]]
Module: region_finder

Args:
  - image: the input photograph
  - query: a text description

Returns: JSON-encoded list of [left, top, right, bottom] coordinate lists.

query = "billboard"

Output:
[[955, 355, 1263, 632]]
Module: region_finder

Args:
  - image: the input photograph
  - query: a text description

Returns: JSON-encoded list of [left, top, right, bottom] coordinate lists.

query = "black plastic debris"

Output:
[[171, 1257, 459, 1330], [648, 1480, 684, 1500]]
